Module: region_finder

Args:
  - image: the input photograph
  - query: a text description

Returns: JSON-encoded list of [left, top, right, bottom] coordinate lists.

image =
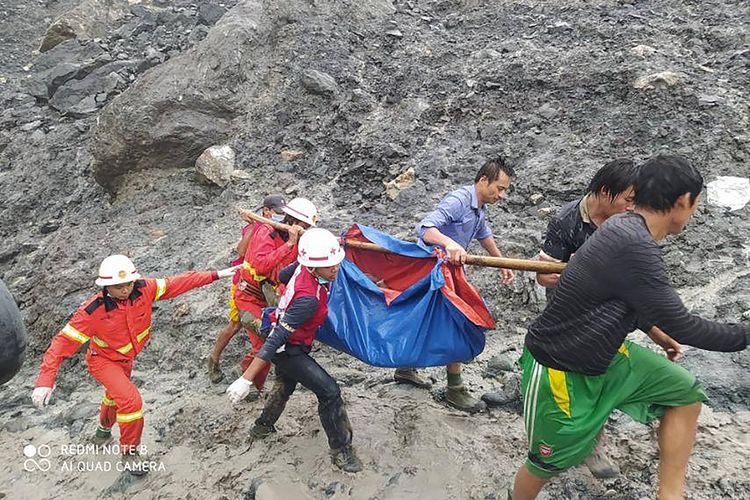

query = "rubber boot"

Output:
[[331, 445, 363, 473], [481, 385, 520, 407], [206, 355, 224, 384], [90, 426, 113, 446], [446, 384, 486, 413], [121, 450, 148, 477], [249, 422, 277, 440], [584, 432, 620, 479], [394, 368, 432, 389]]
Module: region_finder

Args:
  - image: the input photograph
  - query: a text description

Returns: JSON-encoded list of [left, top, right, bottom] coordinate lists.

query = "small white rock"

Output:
[[633, 71, 682, 90], [195, 145, 235, 188], [630, 44, 656, 57]]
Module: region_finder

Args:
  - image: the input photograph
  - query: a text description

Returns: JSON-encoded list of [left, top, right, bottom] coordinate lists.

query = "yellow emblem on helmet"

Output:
[[118, 270, 128, 279]]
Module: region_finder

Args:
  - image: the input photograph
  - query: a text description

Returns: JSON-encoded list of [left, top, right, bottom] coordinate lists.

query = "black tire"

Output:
[[0, 279, 26, 385]]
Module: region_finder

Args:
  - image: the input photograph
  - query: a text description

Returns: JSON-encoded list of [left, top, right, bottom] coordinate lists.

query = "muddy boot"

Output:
[[90, 426, 113, 446], [206, 355, 224, 384], [481, 386, 519, 407], [584, 433, 620, 479], [331, 445, 363, 473], [446, 384, 486, 413], [249, 422, 277, 441], [394, 368, 432, 389], [120, 451, 148, 477]]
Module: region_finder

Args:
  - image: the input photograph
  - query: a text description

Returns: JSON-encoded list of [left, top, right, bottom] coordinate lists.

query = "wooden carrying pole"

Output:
[[239, 209, 566, 274]]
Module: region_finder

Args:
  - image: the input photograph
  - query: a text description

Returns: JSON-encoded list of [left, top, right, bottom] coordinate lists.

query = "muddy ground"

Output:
[[0, 0, 748, 498]]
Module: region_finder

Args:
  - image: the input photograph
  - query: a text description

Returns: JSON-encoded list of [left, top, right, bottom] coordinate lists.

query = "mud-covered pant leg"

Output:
[[238, 310, 272, 390], [256, 373, 297, 427], [271, 351, 353, 449]]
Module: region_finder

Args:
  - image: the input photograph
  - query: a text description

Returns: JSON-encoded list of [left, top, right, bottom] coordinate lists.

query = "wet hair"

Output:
[[475, 156, 515, 184], [634, 155, 703, 211], [586, 158, 638, 200]]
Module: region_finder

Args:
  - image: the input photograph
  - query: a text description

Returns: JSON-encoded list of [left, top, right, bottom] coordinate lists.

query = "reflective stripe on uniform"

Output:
[[242, 261, 266, 282], [547, 368, 571, 417], [116, 408, 144, 423], [92, 336, 109, 348], [62, 323, 90, 344], [101, 395, 117, 407], [115, 327, 151, 355], [116, 343, 133, 355], [154, 278, 167, 301], [136, 327, 150, 342]]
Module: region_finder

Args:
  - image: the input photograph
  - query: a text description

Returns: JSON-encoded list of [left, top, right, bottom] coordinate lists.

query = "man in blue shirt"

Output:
[[394, 157, 516, 412]]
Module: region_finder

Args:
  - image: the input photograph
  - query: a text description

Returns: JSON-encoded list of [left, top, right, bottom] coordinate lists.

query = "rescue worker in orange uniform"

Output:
[[31, 254, 239, 475], [232, 197, 318, 395], [207, 194, 287, 383]]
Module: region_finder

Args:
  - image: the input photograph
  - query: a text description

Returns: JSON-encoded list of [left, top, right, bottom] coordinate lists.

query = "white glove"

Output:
[[32, 387, 54, 408], [217, 264, 243, 279], [226, 377, 253, 404]]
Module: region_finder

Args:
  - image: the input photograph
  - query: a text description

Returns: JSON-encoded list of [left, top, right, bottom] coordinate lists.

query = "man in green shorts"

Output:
[[534, 158, 683, 479], [512, 155, 749, 499]]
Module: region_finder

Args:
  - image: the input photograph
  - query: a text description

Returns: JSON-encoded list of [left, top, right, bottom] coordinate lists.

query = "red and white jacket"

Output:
[[257, 265, 328, 360]]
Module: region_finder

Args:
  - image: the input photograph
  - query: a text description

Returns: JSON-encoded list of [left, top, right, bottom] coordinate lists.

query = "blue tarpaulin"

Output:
[[316, 225, 495, 368]]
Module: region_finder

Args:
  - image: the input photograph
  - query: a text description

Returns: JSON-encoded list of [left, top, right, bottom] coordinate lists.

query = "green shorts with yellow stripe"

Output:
[[519, 340, 707, 479]]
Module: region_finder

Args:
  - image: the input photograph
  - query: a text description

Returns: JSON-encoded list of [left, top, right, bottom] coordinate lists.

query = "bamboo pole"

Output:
[[239, 209, 566, 274]]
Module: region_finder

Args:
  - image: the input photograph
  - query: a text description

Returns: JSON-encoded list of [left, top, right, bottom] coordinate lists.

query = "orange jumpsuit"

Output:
[[233, 223, 297, 389], [35, 271, 218, 450]]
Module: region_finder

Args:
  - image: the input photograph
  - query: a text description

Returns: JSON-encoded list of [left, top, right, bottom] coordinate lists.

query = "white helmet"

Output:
[[95, 255, 141, 287], [282, 197, 318, 226], [297, 228, 345, 268]]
